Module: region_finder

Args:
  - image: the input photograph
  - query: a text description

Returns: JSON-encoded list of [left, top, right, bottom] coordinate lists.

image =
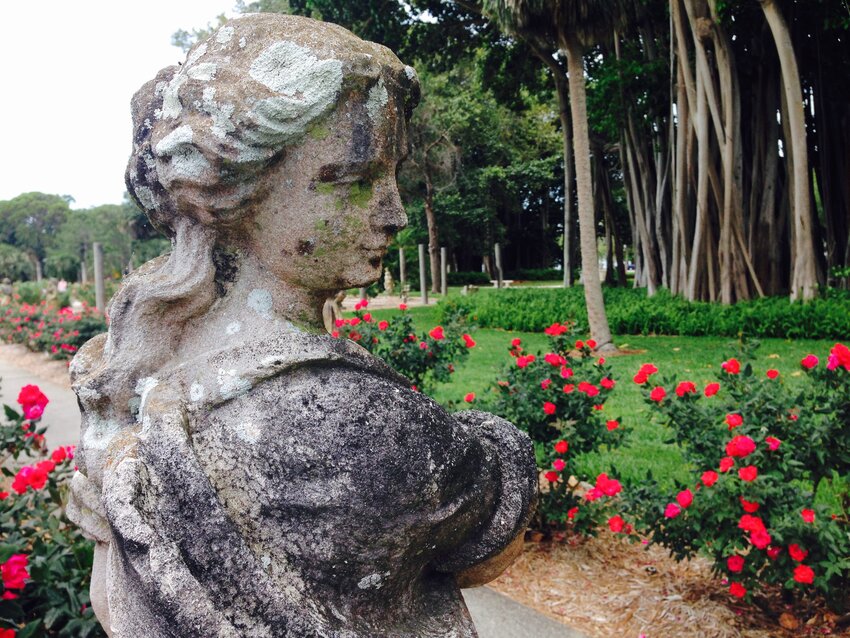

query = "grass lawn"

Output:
[[364, 304, 839, 490]]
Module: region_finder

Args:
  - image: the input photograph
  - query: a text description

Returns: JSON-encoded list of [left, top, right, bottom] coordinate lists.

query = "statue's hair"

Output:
[[88, 15, 419, 423], [125, 13, 419, 237]]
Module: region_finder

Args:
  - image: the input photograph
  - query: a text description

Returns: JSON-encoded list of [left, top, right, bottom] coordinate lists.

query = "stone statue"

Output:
[[383, 267, 395, 296], [66, 14, 536, 638], [321, 290, 346, 334]]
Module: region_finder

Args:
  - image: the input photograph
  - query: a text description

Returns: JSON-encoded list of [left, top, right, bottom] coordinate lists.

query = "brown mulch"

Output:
[[489, 534, 848, 638]]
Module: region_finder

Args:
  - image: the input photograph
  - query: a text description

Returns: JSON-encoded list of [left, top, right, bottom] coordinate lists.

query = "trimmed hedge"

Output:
[[446, 271, 491, 286], [505, 268, 562, 281], [440, 287, 850, 339]]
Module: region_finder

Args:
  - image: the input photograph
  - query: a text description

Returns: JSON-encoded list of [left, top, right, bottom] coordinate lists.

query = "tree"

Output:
[[0, 193, 70, 281], [477, 0, 622, 350]]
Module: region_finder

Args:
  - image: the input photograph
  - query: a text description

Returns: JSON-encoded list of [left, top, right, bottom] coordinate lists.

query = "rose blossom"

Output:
[[726, 413, 743, 429], [721, 358, 741, 374], [726, 436, 756, 458], [788, 544, 808, 562], [552, 459, 566, 472], [793, 564, 815, 585], [704, 382, 721, 397], [608, 515, 625, 533], [801, 509, 815, 523], [649, 386, 666, 402], [729, 582, 746, 598], [701, 470, 719, 487], [675, 381, 696, 397], [801, 354, 819, 369], [739, 497, 759, 513], [606, 420, 619, 431], [719, 456, 735, 472], [544, 471, 559, 483], [738, 466, 758, 482], [554, 440, 568, 454], [727, 555, 744, 573], [766, 369, 779, 379], [464, 393, 475, 403], [543, 402, 556, 415], [765, 436, 781, 451]]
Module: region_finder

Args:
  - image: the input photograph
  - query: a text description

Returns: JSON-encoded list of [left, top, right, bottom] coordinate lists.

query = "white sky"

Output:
[[0, 1, 238, 209]]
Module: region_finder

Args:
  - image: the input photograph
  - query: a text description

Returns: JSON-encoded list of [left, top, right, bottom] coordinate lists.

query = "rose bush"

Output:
[[487, 322, 627, 534], [333, 300, 475, 394], [0, 302, 106, 362], [632, 344, 850, 606], [0, 386, 103, 637]]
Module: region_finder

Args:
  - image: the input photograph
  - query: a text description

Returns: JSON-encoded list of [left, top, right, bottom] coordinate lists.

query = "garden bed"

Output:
[[491, 536, 847, 637]]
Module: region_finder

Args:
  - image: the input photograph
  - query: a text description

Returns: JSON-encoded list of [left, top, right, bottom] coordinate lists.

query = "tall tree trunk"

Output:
[[555, 71, 575, 288], [423, 172, 441, 294], [563, 32, 614, 350], [759, 0, 817, 301]]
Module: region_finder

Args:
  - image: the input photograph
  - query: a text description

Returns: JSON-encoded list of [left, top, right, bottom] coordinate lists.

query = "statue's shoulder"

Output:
[[178, 329, 409, 409], [69, 332, 107, 385]]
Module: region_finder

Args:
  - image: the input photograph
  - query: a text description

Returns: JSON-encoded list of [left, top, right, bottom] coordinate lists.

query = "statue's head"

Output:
[[126, 14, 419, 290]]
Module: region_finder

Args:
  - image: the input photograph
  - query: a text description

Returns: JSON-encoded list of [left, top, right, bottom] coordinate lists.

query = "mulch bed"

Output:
[[488, 534, 848, 637]]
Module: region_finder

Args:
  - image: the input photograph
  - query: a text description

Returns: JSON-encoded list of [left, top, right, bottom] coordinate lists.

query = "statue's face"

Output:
[[249, 92, 409, 292]]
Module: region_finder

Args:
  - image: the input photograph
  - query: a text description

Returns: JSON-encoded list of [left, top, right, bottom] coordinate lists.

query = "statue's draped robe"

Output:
[[68, 327, 536, 637]]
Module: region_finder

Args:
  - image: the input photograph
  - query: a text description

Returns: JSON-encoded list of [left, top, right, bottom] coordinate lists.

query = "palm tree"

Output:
[[480, 0, 624, 351]]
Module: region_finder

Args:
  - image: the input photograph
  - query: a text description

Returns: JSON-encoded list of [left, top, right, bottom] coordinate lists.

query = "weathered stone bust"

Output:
[[66, 14, 536, 637]]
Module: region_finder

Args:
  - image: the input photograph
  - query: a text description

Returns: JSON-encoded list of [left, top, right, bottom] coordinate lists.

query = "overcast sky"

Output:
[[0, 1, 238, 209]]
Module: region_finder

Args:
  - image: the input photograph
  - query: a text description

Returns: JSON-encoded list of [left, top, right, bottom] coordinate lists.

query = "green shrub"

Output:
[[441, 287, 850, 339], [625, 344, 850, 606], [505, 268, 562, 281], [446, 271, 491, 286], [485, 324, 627, 534], [13, 283, 44, 305]]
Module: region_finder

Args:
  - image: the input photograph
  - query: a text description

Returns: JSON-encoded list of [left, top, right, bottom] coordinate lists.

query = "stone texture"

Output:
[[67, 14, 536, 637]]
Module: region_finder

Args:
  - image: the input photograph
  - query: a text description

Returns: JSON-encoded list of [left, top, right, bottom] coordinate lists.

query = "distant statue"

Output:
[[57, 279, 68, 293], [383, 267, 395, 296], [67, 15, 535, 638], [321, 289, 346, 333]]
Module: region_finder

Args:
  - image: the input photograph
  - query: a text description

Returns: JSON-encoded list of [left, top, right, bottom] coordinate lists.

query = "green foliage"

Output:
[[0, 245, 34, 282], [446, 287, 850, 339], [486, 324, 626, 533], [0, 398, 103, 637], [505, 268, 562, 281], [629, 344, 850, 604], [336, 301, 474, 394], [446, 271, 491, 286]]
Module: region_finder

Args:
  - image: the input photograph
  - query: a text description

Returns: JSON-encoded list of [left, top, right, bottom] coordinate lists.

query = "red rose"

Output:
[[726, 435, 756, 458], [608, 515, 625, 533], [544, 471, 559, 483], [801, 354, 819, 369], [738, 466, 758, 482], [721, 358, 741, 374], [633, 372, 648, 385], [727, 555, 744, 573], [540, 379, 552, 390], [464, 393, 475, 403], [578, 382, 599, 397], [543, 402, 556, 415], [575, 340, 584, 349], [543, 323, 568, 336], [554, 440, 569, 454], [664, 503, 681, 519], [429, 326, 445, 340], [462, 334, 476, 348], [587, 339, 597, 349], [701, 470, 718, 487], [349, 317, 361, 326], [725, 413, 743, 429], [729, 582, 746, 598], [595, 473, 622, 496], [1, 554, 29, 591], [739, 497, 759, 513], [649, 386, 666, 402], [544, 353, 566, 367], [606, 420, 619, 431], [765, 436, 781, 451], [719, 456, 735, 472], [362, 313, 372, 322], [675, 381, 696, 397], [378, 320, 389, 331], [600, 377, 615, 390], [766, 369, 779, 379], [552, 459, 566, 472], [567, 507, 578, 520], [801, 509, 815, 524], [767, 546, 782, 561], [704, 382, 721, 397], [16, 384, 48, 421], [562, 384, 575, 394], [829, 343, 850, 370], [676, 489, 693, 508], [560, 367, 573, 378], [793, 564, 814, 585], [739, 515, 766, 533], [750, 529, 772, 549], [511, 337, 522, 347], [398, 303, 407, 310], [789, 544, 808, 562]]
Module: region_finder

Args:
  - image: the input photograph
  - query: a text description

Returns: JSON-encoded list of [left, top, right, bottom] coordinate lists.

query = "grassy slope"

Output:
[[366, 304, 838, 489]]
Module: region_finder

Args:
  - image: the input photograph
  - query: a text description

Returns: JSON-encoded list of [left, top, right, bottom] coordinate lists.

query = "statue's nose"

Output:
[[372, 181, 407, 236]]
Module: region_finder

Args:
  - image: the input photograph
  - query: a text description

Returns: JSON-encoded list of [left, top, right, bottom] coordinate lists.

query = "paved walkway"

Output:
[[0, 348, 589, 638]]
